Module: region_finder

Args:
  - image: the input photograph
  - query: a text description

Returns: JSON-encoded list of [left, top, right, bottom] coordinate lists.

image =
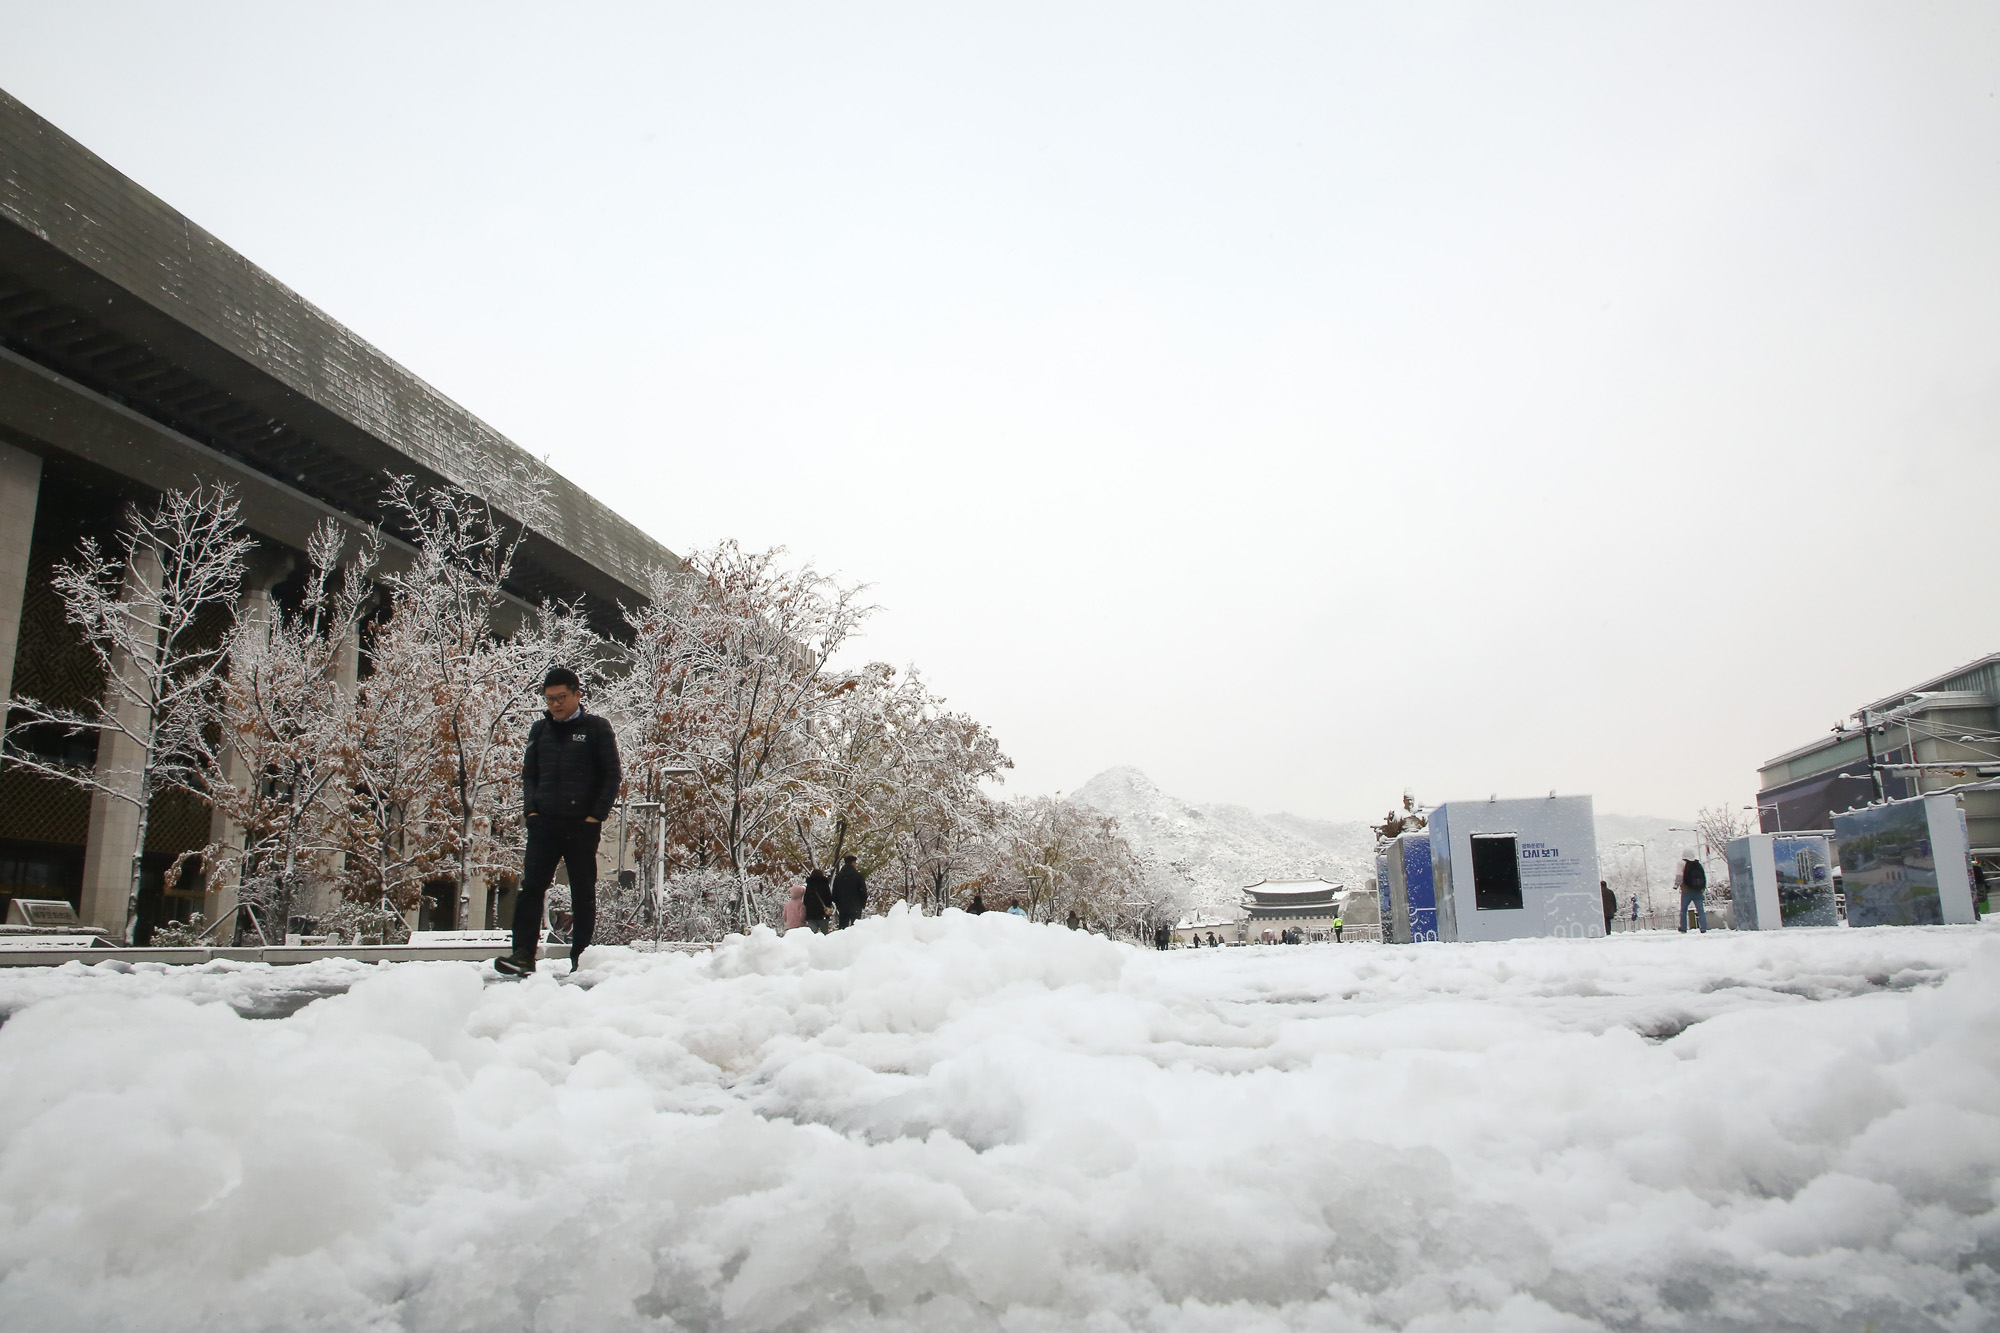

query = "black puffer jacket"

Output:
[[522, 708, 622, 821], [832, 865, 868, 915], [803, 870, 833, 921]]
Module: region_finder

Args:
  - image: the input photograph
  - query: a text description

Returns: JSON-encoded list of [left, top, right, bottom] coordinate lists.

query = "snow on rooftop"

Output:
[[0, 909, 1996, 1328]]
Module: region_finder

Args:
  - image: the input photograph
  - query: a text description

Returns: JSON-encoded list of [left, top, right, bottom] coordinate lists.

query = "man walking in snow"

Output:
[[1601, 880, 1617, 934], [496, 668, 622, 976], [831, 854, 868, 929], [1674, 849, 1708, 933]]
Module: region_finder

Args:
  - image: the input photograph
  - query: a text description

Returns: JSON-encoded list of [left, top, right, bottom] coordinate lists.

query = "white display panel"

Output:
[[1427, 796, 1602, 942], [1833, 794, 1977, 928], [1725, 834, 1835, 930]]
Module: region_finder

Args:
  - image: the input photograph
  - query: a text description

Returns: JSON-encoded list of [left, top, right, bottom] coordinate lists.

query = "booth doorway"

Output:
[[1471, 834, 1523, 911]]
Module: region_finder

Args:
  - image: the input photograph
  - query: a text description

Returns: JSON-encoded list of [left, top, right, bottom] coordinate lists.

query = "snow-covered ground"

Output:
[[2, 913, 1997, 1331]]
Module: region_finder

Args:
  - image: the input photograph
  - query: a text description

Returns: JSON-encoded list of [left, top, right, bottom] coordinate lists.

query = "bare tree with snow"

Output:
[[1693, 804, 1753, 902], [320, 478, 602, 929], [376, 478, 596, 924], [985, 796, 1148, 930], [174, 520, 378, 940], [878, 679, 1011, 912], [1, 486, 251, 942], [781, 663, 1010, 911], [613, 543, 873, 929]]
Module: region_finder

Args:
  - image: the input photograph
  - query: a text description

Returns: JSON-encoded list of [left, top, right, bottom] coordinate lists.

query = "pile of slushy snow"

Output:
[[1, 911, 1996, 1331]]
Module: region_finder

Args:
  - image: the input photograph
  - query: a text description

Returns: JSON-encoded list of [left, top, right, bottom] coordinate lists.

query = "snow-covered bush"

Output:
[[146, 913, 208, 947], [658, 868, 781, 941], [317, 900, 412, 946]]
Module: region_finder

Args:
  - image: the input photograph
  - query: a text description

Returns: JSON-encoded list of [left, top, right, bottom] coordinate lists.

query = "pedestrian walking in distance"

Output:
[[1601, 879, 1617, 934], [965, 892, 986, 915], [1675, 848, 1708, 933], [496, 668, 621, 977], [832, 855, 867, 929], [803, 867, 833, 932]]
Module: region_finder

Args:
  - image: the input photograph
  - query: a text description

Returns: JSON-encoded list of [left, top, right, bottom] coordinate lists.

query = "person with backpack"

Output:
[[830, 855, 867, 929], [802, 867, 833, 933], [496, 667, 622, 977], [1675, 849, 1708, 933]]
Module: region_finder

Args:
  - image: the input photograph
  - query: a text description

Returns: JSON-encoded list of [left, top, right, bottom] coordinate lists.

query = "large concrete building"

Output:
[[1755, 653, 2000, 868], [0, 88, 679, 937]]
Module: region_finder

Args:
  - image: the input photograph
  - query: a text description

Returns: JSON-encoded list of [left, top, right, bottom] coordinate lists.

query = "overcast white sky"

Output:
[[4, 2, 1996, 822]]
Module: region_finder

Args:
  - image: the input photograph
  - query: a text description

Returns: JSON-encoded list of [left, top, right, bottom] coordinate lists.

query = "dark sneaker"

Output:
[[493, 954, 535, 976]]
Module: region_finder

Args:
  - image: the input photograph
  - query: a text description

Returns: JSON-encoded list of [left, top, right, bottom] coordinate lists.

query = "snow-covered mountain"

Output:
[[1261, 812, 1381, 876], [1066, 768, 1375, 919], [1068, 766, 1694, 920]]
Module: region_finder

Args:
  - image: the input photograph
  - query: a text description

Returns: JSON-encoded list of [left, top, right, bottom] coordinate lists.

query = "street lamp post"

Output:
[[1745, 802, 1782, 834], [631, 765, 699, 949], [624, 800, 662, 923]]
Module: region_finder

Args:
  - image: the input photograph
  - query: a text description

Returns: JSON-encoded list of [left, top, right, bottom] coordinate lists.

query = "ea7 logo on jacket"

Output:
[[571, 733, 588, 741]]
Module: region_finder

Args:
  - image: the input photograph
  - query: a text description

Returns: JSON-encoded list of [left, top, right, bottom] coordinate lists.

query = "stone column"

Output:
[[331, 622, 360, 697], [0, 441, 41, 709], [78, 544, 162, 936]]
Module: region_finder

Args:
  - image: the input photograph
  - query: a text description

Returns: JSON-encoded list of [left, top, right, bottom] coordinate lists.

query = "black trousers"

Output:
[[513, 817, 601, 963]]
